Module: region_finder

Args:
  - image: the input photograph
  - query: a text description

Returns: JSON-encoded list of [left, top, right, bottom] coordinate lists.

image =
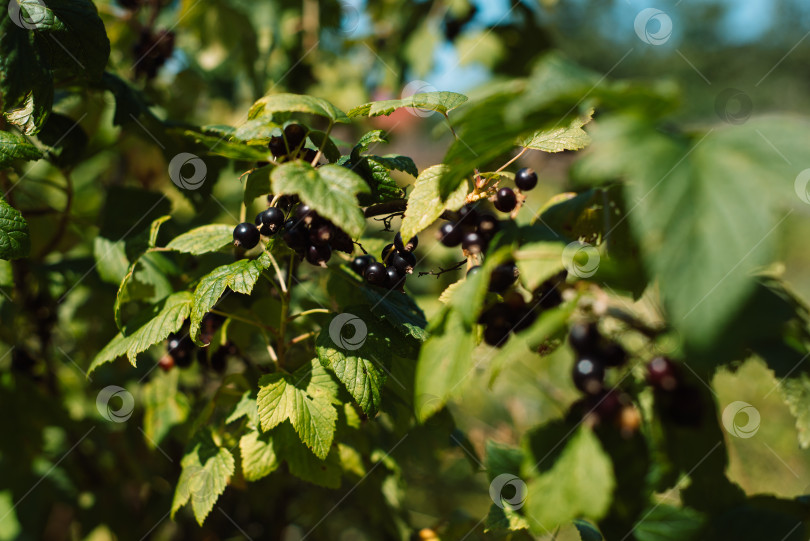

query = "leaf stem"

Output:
[[210, 309, 278, 336], [263, 244, 287, 294], [288, 331, 316, 345], [288, 308, 330, 321], [495, 147, 529, 173], [311, 121, 333, 166]]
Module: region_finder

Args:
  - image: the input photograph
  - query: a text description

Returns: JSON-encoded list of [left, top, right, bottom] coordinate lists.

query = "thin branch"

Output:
[[418, 259, 468, 278], [263, 245, 287, 294], [288, 331, 316, 345], [288, 308, 330, 321], [495, 147, 529, 173], [210, 309, 278, 335]]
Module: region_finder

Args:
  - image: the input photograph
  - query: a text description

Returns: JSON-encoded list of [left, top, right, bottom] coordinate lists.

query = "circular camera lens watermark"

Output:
[[562, 241, 600, 278], [328, 313, 367, 351], [415, 393, 442, 420], [338, 2, 361, 35], [179, 464, 210, 501], [722, 401, 760, 439], [401, 80, 438, 118], [715, 88, 753, 125], [634, 8, 673, 46], [489, 473, 527, 510], [8, 0, 48, 29], [168, 152, 207, 191], [794, 169, 810, 204], [96, 385, 135, 423]]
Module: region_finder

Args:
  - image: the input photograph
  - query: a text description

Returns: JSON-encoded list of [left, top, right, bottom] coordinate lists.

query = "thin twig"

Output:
[[418, 259, 468, 278], [288, 308, 330, 321], [495, 147, 529, 173]]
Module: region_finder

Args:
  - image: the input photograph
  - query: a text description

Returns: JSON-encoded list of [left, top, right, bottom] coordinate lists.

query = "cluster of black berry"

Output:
[[646, 356, 703, 426], [569, 321, 628, 395], [268, 124, 318, 164], [350, 232, 418, 290], [133, 29, 175, 80], [493, 167, 538, 213], [160, 314, 233, 373], [438, 205, 500, 254], [476, 269, 567, 347], [233, 203, 353, 267]]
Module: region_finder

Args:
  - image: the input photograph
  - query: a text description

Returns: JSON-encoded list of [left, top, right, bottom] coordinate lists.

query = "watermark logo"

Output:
[[8, 0, 48, 30], [168, 152, 207, 190], [401, 80, 438, 118], [794, 169, 810, 204], [338, 2, 361, 35], [96, 385, 135, 423], [562, 241, 600, 278], [328, 313, 367, 351], [634, 8, 673, 46], [489, 473, 528, 510], [722, 401, 760, 439], [715, 88, 753, 125]]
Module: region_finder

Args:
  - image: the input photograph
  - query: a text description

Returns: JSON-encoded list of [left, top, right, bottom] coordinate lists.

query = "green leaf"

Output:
[[148, 215, 171, 248], [308, 130, 341, 163], [633, 505, 706, 541], [177, 129, 270, 161], [256, 359, 339, 459], [348, 92, 468, 118], [780, 374, 810, 449], [414, 306, 476, 421], [189, 252, 272, 344], [239, 430, 279, 482], [0, 196, 30, 260], [400, 164, 468, 241], [233, 117, 281, 141], [171, 430, 235, 526], [315, 306, 403, 416], [0, 130, 42, 166], [274, 423, 342, 488], [165, 224, 234, 255], [89, 291, 193, 373], [351, 130, 388, 159], [93, 237, 130, 285], [353, 280, 428, 340], [33, 0, 111, 82], [227, 391, 258, 427], [524, 427, 615, 535], [248, 93, 350, 123], [0, 14, 53, 133], [271, 162, 369, 237], [518, 109, 593, 152], [371, 154, 418, 177], [574, 114, 800, 361], [142, 369, 189, 447], [574, 520, 604, 541], [514, 242, 566, 292], [243, 165, 272, 204]]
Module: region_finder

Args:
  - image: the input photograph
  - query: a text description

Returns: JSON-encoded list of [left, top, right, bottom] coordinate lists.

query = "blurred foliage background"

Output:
[[2, 0, 810, 539]]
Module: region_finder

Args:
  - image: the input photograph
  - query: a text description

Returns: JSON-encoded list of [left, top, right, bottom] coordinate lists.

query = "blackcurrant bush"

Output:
[[284, 124, 307, 150], [364, 262, 387, 286], [461, 231, 488, 254], [647, 357, 679, 391], [394, 232, 418, 252], [233, 222, 260, 250], [438, 222, 463, 247], [385, 265, 405, 290], [572, 357, 605, 395], [483, 324, 511, 347], [476, 214, 500, 238], [494, 187, 517, 213], [381, 243, 397, 263], [306, 244, 332, 266], [568, 322, 601, 355], [309, 223, 334, 245], [350, 254, 375, 276], [515, 167, 538, 191], [390, 250, 416, 274], [489, 263, 518, 293]]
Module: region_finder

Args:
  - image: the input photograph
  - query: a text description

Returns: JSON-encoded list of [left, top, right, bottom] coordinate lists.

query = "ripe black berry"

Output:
[[394, 232, 419, 252], [364, 262, 387, 286], [306, 244, 332, 266], [568, 322, 601, 355], [483, 324, 510, 347], [390, 250, 416, 274], [647, 357, 679, 391], [294, 204, 316, 225], [330, 227, 354, 253], [167, 332, 195, 367], [457, 205, 479, 230], [602, 342, 627, 367], [461, 231, 487, 254], [303, 148, 318, 163], [489, 263, 518, 293], [438, 222, 463, 247], [467, 265, 482, 278], [350, 255, 375, 276], [254, 212, 263, 226], [381, 243, 396, 263], [385, 265, 405, 290], [494, 187, 517, 213], [515, 168, 538, 191], [572, 357, 605, 395], [282, 221, 307, 251], [269, 136, 286, 157], [233, 222, 260, 250], [479, 303, 512, 328], [476, 214, 500, 238], [284, 124, 307, 151], [259, 207, 285, 230], [309, 223, 334, 245]]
